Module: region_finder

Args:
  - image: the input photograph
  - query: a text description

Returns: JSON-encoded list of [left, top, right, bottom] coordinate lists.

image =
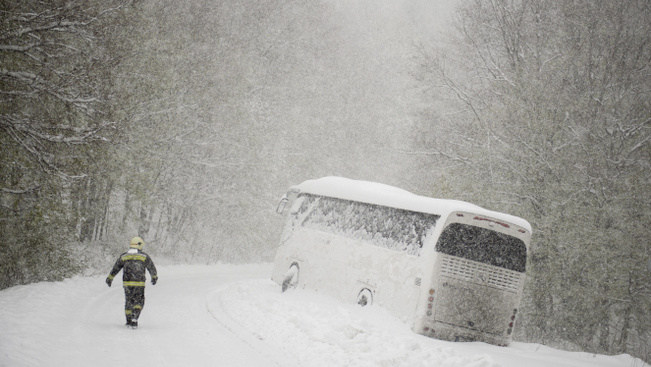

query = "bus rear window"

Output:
[[435, 223, 526, 272]]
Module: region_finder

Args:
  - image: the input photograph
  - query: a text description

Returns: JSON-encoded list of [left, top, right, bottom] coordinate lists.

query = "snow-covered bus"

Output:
[[271, 177, 531, 346]]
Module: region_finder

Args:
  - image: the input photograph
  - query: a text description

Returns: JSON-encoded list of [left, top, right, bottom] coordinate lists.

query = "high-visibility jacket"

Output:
[[108, 249, 158, 287]]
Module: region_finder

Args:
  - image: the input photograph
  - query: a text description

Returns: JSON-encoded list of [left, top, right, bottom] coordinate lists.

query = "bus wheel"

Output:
[[356, 288, 373, 307], [281, 264, 299, 292]]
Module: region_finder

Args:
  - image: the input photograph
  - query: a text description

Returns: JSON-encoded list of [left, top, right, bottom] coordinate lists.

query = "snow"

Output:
[[291, 177, 533, 233], [0, 263, 647, 367]]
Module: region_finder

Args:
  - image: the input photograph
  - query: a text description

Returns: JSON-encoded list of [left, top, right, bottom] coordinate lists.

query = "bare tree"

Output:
[[412, 0, 650, 360], [0, 0, 130, 289]]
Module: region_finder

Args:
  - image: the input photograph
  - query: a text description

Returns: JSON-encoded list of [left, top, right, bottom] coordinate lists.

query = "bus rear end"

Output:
[[418, 212, 530, 346]]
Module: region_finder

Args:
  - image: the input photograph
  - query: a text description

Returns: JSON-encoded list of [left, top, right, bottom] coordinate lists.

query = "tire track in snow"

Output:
[[206, 283, 299, 367]]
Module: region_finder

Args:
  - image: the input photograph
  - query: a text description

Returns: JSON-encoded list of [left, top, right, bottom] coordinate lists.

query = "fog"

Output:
[[1, 0, 649, 362]]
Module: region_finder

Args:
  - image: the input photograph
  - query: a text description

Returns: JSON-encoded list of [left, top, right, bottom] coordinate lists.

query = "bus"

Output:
[[271, 177, 531, 346]]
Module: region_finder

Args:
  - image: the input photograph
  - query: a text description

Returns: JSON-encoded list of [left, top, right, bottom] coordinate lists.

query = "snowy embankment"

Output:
[[0, 264, 647, 367]]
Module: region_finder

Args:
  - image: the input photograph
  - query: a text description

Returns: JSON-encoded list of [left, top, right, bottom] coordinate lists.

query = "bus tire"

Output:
[[356, 288, 373, 307], [281, 264, 299, 292]]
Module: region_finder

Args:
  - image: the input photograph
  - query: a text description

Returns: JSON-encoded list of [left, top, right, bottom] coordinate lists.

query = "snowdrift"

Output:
[[0, 264, 647, 367]]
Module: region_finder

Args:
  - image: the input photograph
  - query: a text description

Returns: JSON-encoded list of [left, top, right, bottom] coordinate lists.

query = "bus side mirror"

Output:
[[276, 196, 289, 214]]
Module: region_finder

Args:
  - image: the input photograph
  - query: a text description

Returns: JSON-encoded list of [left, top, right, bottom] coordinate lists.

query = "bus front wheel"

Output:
[[357, 288, 373, 306], [281, 264, 299, 292]]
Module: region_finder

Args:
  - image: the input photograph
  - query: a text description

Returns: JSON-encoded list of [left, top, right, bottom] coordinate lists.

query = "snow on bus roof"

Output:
[[291, 176, 532, 232]]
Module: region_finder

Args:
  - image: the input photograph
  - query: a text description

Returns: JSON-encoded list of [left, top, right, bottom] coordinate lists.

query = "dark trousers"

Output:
[[124, 286, 145, 322]]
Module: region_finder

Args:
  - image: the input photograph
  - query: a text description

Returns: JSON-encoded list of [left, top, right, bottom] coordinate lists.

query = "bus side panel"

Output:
[[272, 227, 423, 322], [372, 252, 423, 326]]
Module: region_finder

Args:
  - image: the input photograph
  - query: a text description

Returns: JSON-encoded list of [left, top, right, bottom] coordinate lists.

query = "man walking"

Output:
[[106, 236, 158, 329]]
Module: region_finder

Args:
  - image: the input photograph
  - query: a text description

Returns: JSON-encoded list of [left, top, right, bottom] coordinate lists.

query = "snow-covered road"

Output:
[[0, 264, 276, 366], [0, 264, 647, 367]]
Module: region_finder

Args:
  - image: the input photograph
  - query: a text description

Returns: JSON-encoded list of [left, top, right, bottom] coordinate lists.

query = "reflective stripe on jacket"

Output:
[[108, 249, 157, 286]]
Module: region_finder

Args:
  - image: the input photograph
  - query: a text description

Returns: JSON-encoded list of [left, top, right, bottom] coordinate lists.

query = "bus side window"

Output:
[[299, 195, 438, 256]]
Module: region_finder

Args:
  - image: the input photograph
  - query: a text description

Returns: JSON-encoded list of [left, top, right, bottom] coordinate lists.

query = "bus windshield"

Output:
[[435, 223, 527, 272]]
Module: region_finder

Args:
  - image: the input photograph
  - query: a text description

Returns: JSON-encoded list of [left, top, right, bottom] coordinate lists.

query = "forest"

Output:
[[1, 0, 649, 362]]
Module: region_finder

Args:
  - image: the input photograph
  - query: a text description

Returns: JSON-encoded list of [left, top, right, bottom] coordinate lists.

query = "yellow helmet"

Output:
[[130, 236, 144, 250]]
